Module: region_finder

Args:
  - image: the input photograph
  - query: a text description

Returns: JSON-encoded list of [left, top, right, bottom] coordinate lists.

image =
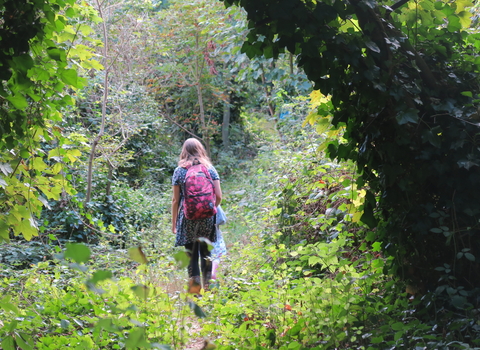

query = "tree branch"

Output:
[[389, 0, 410, 12], [162, 113, 204, 142]]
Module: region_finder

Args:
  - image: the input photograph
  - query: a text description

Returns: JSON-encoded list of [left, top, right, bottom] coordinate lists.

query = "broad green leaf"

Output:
[[11, 205, 30, 221], [29, 67, 51, 81], [287, 341, 301, 349], [360, 206, 377, 228], [15, 218, 38, 241], [65, 7, 76, 17], [12, 54, 34, 72], [0, 297, 19, 315], [304, 111, 319, 126], [14, 332, 34, 350], [131, 284, 150, 299], [84, 59, 104, 70], [6, 95, 28, 110], [287, 324, 302, 336], [90, 270, 113, 284], [189, 301, 206, 318], [1, 335, 15, 350], [451, 295, 468, 309], [0, 221, 9, 242], [47, 47, 67, 62], [173, 250, 190, 268], [32, 157, 48, 172], [396, 109, 419, 125], [64, 243, 91, 263], [97, 318, 118, 332], [371, 336, 384, 343], [60, 69, 79, 88], [308, 256, 322, 266], [391, 322, 404, 331], [371, 241, 382, 252], [365, 40, 380, 53], [128, 246, 148, 264], [447, 14, 461, 32], [456, 0, 473, 12], [457, 11, 472, 28], [419, 1, 434, 11], [60, 319, 70, 329], [315, 117, 331, 134], [464, 253, 475, 261], [125, 328, 149, 349], [79, 24, 94, 36]]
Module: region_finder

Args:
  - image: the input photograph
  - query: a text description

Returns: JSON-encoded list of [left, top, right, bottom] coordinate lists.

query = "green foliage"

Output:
[[148, 0, 236, 140], [223, 0, 480, 316], [3, 0, 480, 349], [201, 234, 473, 349], [0, 241, 52, 269], [0, 241, 209, 350], [0, 0, 100, 241], [2, 135, 480, 349]]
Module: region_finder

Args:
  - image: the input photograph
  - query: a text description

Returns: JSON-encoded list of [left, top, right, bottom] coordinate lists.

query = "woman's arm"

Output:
[[171, 185, 181, 234], [213, 180, 222, 207]]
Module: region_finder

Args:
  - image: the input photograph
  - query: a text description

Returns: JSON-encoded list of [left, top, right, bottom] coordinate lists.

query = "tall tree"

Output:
[[150, 0, 245, 153], [81, 0, 166, 199], [223, 0, 480, 311]]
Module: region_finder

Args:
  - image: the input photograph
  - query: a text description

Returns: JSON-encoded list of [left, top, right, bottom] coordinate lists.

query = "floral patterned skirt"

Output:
[[174, 208, 216, 247]]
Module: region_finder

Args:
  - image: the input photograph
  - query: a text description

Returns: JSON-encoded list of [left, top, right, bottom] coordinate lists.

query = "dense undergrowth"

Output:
[[1, 118, 480, 350]]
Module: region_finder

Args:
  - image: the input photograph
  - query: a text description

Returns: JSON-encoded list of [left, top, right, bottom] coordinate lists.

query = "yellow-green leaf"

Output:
[[131, 284, 150, 299], [128, 246, 148, 264], [457, 11, 472, 28], [32, 157, 48, 172]]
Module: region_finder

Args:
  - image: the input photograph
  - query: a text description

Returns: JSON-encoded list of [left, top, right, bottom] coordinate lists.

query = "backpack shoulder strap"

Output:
[[202, 164, 214, 180]]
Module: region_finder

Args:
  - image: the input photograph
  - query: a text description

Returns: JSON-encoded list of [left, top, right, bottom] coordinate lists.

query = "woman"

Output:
[[171, 138, 222, 291]]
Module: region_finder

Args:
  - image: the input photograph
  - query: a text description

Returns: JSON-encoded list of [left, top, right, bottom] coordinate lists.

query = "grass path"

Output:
[[180, 156, 271, 349]]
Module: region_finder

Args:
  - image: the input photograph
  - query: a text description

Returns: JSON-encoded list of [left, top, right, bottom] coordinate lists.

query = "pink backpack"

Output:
[[183, 163, 217, 220]]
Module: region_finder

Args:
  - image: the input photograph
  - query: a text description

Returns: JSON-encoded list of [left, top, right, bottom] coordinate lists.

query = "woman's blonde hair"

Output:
[[178, 138, 212, 168]]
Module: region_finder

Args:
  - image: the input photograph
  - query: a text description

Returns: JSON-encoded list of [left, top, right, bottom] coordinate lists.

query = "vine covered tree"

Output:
[[222, 0, 480, 312]]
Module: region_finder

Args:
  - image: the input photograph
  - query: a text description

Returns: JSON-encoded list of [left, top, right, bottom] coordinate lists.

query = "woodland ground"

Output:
[[0, 144, 270, 349], [2, 136, 478, 349]]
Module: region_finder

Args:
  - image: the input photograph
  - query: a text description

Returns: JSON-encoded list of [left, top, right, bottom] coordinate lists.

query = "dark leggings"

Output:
[[185, 240, 212, 284]]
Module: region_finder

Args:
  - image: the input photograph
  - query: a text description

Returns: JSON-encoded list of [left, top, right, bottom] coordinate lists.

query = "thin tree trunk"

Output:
[[194, 31, 210, 156], [222, 97, 230, 150], [105, 161, 113, 199], [261, 71, 275, 118], [86, 1, 109, 204], [289, 53, 294, 75]]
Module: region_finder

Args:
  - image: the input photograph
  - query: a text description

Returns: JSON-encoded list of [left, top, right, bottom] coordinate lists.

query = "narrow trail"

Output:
[[167, 154, 269, 350], [184, 318, 204, 350]]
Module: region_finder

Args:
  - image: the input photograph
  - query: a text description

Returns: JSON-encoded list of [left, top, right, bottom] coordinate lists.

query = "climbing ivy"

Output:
[[0, 0, 102, 241], [222, 0, 480, 311]]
